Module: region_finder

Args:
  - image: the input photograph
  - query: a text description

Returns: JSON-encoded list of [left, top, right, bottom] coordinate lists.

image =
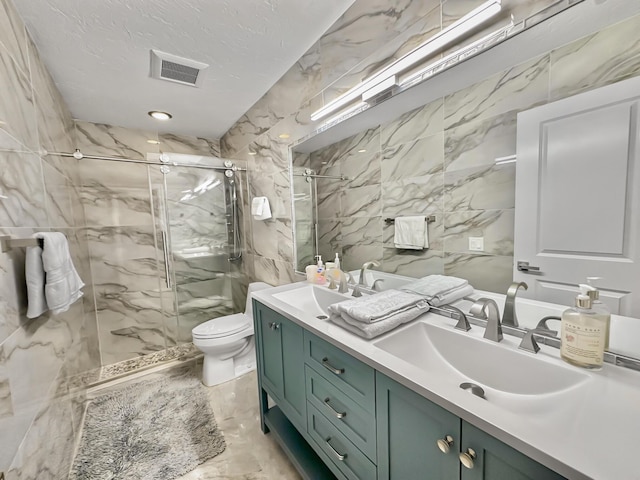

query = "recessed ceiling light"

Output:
[[147, 139, 160, 144], [358, 149, 367, 153], [148, 111, 172, 121], [278, 133, 290, 139], [248, 151, 257, 156]]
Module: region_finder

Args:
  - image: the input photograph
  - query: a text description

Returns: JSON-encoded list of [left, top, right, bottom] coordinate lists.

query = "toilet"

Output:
[[192, 282, 272, 386]]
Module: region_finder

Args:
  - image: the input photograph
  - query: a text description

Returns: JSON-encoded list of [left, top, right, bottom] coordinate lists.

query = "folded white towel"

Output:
[[394, 216, 429, 250], [26, 232, 84, 318], [251, 197, 272, 220], [329, 303, 427, 339], [328, 289, 429, 324], [25, 243, 47, 318], [401, 275, 468, 298], [428, 284, 475, 307]]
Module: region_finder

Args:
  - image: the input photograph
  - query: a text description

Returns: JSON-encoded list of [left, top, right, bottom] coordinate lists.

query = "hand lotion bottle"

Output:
[[560, 289, 607, 370]]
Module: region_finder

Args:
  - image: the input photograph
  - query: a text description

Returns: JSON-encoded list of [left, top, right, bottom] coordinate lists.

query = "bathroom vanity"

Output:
[[252, 281, 640, 480]]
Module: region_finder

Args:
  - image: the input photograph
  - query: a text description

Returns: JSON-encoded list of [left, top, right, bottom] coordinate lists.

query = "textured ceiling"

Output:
[[15, 0, 354, 138]]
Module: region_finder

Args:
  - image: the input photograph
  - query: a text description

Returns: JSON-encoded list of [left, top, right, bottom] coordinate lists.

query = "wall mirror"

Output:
[[289, 0, 640, 359]]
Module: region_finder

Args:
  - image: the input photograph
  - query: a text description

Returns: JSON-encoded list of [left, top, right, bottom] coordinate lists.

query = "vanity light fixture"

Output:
[[148, 111, 172, 121], [400, 21, 514, 89], [323, 101, 369, 126], [310, 0, 502, 122]]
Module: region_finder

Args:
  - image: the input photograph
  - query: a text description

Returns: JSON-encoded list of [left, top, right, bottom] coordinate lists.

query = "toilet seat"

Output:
[[192, 313, 251, 339]]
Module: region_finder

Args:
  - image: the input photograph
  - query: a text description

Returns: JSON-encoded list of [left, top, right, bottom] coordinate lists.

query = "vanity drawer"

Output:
[[305, 365, 377, 462], [304, 332, 375, 412], [307, 403, 377, 480]]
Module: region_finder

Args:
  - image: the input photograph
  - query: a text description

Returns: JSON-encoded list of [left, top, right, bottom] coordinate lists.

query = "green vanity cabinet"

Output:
[[254, 300, 567, 480], [376, 373, 461, 480], [376, 373, 566, 480], [254, 301, 306, 432]]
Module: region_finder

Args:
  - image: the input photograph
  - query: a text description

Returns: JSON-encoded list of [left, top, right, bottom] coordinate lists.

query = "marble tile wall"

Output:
[[220, 3, 640, 292], [0, 0, 98, 476]]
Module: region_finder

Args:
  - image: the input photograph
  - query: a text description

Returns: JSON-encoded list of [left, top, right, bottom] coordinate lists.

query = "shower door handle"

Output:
[[161, 231, 172, 288]]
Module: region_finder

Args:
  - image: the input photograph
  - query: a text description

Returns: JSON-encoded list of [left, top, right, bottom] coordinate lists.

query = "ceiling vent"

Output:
[[150, 50, 209, 87]]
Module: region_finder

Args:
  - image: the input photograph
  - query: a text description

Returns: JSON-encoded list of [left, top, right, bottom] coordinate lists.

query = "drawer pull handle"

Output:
[[268, 322, 280, 330], [436, 435, 454, 454], [459, 448, 476, 469], [325, 437, 347, 461], [323, 398, 346, 419], [322, 357, 344, 375]]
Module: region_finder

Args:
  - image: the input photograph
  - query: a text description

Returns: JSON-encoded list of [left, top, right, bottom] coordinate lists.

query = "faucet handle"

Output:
[[519, 328, 541, 354], [352, 285, 363, 297]]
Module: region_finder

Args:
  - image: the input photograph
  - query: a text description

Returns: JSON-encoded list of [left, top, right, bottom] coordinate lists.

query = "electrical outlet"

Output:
[[468, 236, 484, 252]]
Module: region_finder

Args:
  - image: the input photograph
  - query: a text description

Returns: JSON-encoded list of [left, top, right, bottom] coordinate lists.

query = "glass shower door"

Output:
[[150, 160, 237, 345]]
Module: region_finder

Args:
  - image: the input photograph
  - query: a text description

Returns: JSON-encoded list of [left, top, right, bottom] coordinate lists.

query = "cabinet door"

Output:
[[280, 312, 306, 429], [460, 422, 566, 480], [254, 302, 306, 430], [376, 373, 460, 480], [256, 303, 284, 396]]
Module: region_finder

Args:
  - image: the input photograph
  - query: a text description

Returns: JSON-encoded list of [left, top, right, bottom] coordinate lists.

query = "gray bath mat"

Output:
[[70, 374, 226, 480]]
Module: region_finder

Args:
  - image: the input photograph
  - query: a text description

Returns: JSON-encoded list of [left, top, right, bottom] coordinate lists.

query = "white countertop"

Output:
[[253, 282, 640, 480]]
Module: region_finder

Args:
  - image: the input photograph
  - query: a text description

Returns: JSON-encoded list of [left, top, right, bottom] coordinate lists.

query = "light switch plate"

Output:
[[468, 236, 484, 252]]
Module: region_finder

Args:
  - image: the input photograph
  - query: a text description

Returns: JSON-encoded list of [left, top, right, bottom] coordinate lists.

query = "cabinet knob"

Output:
[[268, 322, 280, 330], [436, 435, 454, 454], [459, 448, 476, 469]]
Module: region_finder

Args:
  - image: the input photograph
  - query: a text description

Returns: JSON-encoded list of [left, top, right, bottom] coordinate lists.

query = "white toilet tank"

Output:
[[244, 282, 272, 319]]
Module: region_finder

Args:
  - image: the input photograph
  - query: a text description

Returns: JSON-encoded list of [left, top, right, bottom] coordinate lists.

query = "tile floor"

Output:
[[80, 361, 301, 480]]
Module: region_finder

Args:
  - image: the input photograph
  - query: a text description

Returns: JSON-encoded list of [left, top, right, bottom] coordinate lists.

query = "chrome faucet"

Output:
[[470, 298, 503, 342], [502, 281, 528, 327], [327, 269, 349, 294], [359, 260, 380, 287], [441, 305, 471, 332]]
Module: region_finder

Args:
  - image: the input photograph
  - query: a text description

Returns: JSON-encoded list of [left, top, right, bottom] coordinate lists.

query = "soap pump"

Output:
[[586, 277, 611, 349], [314, 255, 326, 285], [560, 286, 607, 370], [334, 253, 341, 270]]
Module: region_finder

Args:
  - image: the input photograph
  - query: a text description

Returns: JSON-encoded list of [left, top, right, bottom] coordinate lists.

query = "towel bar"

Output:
[[384, 215, 436, 225], [0, 235, 43, 253]]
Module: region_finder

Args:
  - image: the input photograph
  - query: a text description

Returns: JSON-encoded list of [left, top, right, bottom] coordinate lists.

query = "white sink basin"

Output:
[[272, 284, 351, 317], [375, 320, 589, 396]]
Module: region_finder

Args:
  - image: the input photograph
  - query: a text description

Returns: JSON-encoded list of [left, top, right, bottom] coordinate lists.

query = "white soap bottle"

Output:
[[560, 289, 607, 370], [334, 253, 341, 270], [314, 255, 326, 285]]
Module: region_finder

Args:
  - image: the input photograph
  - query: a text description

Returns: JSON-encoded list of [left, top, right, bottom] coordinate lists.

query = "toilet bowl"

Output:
[[192, 282, 271, 386]]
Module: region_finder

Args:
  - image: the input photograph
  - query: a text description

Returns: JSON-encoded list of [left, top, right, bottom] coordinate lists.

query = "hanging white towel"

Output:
[[26, 232, 84, 318], [394, 216, 429, 249], [25, 243, 48, 318], [251, 196, 272, 220]]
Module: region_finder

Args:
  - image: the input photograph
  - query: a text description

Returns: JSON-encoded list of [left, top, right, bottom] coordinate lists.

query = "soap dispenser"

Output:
[[560, 287, 607, 370], [314, 255, 326, 285], [586, 277, 611, 349]]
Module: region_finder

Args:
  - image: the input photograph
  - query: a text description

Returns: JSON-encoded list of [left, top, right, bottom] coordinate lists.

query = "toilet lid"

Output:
[[192, 314, 251, 339]]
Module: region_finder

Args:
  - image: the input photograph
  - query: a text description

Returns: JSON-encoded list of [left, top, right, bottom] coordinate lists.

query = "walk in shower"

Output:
[[69, 150, 246, 366]]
